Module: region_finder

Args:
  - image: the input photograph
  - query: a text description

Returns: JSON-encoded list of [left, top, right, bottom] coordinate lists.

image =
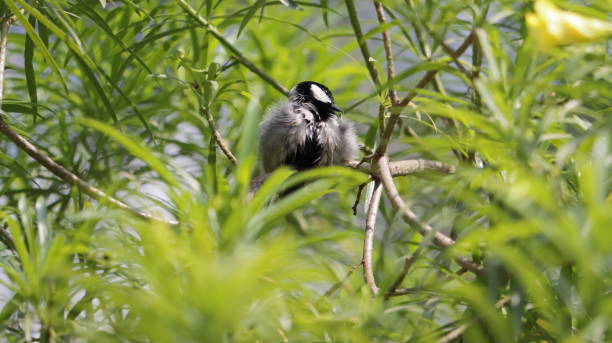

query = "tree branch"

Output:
[[0, 119, 179, 225], [177, 0, 289, 96], [374, 1, 398, 104], [0, 16, 178, 226], [399, 31, 475, 108], [346, 159, 455, 178], [424, 28, 472, 80], [351, 180, 369, 215], [374, 31, 475, 157], [375, 155, 482, 274], [249, 159, 455, 196], [202, 105, 237, 164], [362, 180, 383, 295]]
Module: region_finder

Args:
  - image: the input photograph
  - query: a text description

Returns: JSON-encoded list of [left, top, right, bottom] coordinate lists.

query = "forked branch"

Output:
[[375, 31, 476, 157], [375, 155, 482, 274], [362, 181, 383, 295]]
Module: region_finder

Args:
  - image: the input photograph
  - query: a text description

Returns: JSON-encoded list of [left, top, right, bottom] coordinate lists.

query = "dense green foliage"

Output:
[[0, 0, 610, 342]]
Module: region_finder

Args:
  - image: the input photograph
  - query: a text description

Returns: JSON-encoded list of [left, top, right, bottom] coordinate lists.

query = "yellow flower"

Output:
[[525, 0, 612, 50]]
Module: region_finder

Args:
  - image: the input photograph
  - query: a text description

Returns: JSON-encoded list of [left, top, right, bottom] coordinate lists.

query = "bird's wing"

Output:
[[259, 103, 309, 172]]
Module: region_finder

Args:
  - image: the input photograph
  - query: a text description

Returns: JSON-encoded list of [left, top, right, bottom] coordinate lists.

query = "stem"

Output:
[[177, 0, 289, 96], [385, 251, 419, 299], [346, 158, 455, 177], [374, 1, 398, 104], [249, 158, 456, 196], [345, 0, 381, 87], [202, 105, 237, 164], [374, 31, 475, 157], [322, 262, 363, 297]]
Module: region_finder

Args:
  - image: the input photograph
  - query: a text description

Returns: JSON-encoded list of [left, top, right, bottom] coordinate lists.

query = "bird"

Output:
[[259, 81, 358, 173]]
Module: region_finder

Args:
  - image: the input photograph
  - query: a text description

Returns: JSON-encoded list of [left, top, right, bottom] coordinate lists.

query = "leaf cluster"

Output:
[[0, 1, 610, 342]]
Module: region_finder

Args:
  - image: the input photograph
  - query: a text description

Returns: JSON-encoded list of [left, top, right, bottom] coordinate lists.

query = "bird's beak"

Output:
[[330, 103, 342, 113]]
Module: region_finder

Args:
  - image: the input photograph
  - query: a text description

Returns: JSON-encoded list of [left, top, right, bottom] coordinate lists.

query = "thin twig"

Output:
[[471, 32, 483, 107], [351, 180, 369, 215], [374, 1, 398, 104], [385, 251, 419, 299], [345, 0, 381, 87], [177, 0, 289, 96], [404, 1, 450, 101], [0, 17, 177, 226], [377, 104, 386, 141], [406, 0, 471, 82], [202, 105, 237, 164], [386, 287, 419, 297], [400, 31, 475, 108], [424, 28, 472, 80], [376, 155, 482, 274], [437, 296, 511, 343], [437, 323, 468, 343], [375, 31, 475, 157], [323, 261, 363, 297], [362, 180, 383, 295], [403, 6, 462, 137], [0, 121, 179, 225], [406, 0, 429, 58]]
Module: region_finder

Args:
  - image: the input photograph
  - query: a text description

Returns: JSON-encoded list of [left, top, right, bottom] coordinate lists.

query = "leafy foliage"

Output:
[[0, 0, 610, 342]]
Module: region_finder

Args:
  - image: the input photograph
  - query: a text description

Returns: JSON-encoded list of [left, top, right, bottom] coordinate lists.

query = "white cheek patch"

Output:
[[310, 84, 332, 103]]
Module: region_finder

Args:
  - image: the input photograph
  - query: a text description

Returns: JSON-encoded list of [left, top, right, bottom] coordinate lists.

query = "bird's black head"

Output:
[[290, 81, 342, 120]]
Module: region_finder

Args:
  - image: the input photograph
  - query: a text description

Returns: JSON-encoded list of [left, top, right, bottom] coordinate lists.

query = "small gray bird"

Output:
[[259, 81, 358, 172]]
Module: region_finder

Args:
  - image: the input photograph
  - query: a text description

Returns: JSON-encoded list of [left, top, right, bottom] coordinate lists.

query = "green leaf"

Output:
[[236, 0, 265, 39], [4, 0, 68, 92], [249, 178, 338, 229], [77, 118, 180, 187], [24, 15, 39, 121], [247, 167, 295, 215]]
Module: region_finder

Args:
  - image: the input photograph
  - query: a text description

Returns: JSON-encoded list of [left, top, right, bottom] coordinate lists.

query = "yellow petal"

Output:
[[526, 0, 612, 50], [526, 12, 560, 50], [561, 12, 612, 42]]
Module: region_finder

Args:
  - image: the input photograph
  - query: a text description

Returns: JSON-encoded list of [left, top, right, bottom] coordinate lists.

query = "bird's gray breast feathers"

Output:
[[259, 102, 358, 172]]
